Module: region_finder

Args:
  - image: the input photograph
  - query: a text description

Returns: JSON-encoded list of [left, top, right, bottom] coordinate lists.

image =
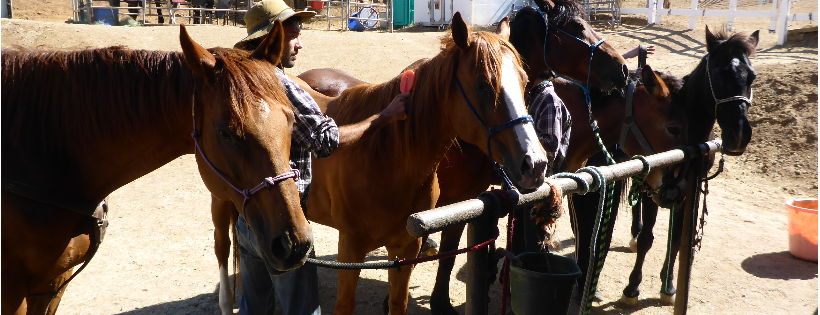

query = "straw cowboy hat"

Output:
[[236, 0, 315, 47]]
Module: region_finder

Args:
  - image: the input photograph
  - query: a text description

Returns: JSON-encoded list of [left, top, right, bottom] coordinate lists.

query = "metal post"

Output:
[[465, 212, 495, 315], [673, 161, 701, 315], [142, 0, 146, 24]]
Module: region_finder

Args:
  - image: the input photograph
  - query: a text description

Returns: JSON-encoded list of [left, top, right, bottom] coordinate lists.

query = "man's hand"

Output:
[[381, 91, 411, 123], [622, 45, 655, 59]]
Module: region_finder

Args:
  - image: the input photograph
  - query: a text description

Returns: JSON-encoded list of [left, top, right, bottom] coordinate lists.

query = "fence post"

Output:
[[654, 0, 662, 25], [727, 0, 738, 29], [465, 206, 497, 315], [768, 0, 779, 32], [777, 0, 791, 44], [688, 0, 698, 28]]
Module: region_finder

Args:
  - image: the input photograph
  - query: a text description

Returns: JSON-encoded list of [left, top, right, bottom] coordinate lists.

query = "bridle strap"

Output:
[[190, 88, 300, 217], [618, 81, 656, 156], [454, 76, 533, 189], [704, 54, 754, 112]]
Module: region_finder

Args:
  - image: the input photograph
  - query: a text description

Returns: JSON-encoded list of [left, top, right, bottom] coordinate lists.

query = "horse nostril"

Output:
[[521, 155, 532, 175], [270, 234, 293, 260]]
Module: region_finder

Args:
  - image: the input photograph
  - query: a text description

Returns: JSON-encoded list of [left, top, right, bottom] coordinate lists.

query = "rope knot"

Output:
[[489, 189, 516, 218]]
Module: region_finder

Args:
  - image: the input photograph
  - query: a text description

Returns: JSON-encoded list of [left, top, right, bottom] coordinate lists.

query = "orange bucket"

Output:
[[786, 199, 818, 261], [310, 1, 324, 10]]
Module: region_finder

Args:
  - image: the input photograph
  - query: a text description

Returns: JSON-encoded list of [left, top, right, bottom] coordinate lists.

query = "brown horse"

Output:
[[1, 23, 311, 315], [212, 12, 548, 315]]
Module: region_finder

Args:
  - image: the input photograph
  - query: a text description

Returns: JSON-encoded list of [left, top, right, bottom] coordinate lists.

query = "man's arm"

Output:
[[335, 91, 410, 151]]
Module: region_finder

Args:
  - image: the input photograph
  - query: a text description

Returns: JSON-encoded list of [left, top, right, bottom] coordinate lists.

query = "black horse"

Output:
[[616, 25, 758, 308]]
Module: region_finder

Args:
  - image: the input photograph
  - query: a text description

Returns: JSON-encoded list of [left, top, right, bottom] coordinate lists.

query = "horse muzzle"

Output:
[[516, 155, 547, 190]]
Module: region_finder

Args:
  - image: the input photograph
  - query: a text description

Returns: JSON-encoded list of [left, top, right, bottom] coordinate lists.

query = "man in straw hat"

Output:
[[232, 1, 410, 314]]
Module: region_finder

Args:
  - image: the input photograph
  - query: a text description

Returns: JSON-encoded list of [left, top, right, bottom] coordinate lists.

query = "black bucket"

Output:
[[509, 252, 581, 315]]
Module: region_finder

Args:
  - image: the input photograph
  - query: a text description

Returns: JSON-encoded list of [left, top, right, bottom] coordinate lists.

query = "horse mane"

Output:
[[329, 30, 517, 169], [1, 46, 289, 164], [708, 26, 757, 57]]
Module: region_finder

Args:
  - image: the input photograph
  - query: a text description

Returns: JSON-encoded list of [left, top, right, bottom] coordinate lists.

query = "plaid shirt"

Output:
[[275, 68, 340, 202], [527, 80, 571, 175]]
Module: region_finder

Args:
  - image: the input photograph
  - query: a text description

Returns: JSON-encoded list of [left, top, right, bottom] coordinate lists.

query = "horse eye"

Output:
[[218, 130, 232, 140], [666, 126, 681, 136]]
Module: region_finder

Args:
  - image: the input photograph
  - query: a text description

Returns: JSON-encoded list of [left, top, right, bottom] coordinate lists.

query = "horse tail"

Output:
[[230, 207, 240, 305]]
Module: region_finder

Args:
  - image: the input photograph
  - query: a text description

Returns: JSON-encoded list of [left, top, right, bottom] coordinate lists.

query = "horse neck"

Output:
[[327, 54, 457, 183], [2, 49, 196, 203], [681, 59, 717, 144]]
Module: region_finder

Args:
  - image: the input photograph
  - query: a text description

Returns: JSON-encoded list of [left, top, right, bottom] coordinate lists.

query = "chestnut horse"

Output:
[[1, 23, 312, 315], [212, 12, 548, 315], [619, 26, 758, 310]]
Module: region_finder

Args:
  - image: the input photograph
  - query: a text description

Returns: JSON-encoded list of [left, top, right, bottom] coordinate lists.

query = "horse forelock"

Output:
[[208, 48, 291, 137], [709, 28, 757, 57]]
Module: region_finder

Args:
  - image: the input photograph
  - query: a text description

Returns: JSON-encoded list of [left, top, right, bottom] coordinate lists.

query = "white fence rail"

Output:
[[619, 0, 816, 45]]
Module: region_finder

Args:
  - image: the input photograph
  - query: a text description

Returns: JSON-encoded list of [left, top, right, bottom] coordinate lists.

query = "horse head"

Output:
[[626, 66, 688, 203], [704, 26, 758, 155], [513, 0, 627, 91], [180, 23, 313, 274], [446, 12, 547, 190]]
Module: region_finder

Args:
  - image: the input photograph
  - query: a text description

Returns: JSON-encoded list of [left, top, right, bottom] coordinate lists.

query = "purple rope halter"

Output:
[[190, 90, 300, 216]]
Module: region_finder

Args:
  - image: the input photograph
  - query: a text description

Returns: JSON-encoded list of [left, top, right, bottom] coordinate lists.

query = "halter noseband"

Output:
[[190, 88, 300, 216], [705, 53, 754, 113], [454, 75, 533, 189]]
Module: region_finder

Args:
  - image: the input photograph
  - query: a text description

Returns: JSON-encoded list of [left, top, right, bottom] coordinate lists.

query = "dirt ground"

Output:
[[3, 0, 818, 313]]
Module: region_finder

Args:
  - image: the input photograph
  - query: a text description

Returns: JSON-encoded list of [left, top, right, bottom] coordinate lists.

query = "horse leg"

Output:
[[659, 200, 685, 305], [629, 196, 643, 253], [620, 193, 659, 306], [430, 224, 465, 315], [211, 195, 235, 315], [333, 234, 370, 315], [384, 238, 423, 315], [1, 194, 95, 315], [24, 269, 73, 315]]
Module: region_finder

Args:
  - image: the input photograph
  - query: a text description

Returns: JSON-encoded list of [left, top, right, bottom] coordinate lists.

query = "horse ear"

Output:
[[748, 30, 760, 49], [250, 19, 285, 65], [641, 65, 660, 96], [496, 17, 510, 40], [180, 24, 217, 85], [705, 25, 719, 52], [452, 12, 470, 50]]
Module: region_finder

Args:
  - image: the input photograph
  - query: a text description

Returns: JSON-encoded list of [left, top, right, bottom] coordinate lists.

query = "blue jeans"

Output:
[[236, 215, 321, 315]]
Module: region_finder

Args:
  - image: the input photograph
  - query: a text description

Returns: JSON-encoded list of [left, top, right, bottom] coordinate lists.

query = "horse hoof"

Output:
[[629, 237, 639, 253], [619, 294, 639, 306], [660, 292, 675, 305]]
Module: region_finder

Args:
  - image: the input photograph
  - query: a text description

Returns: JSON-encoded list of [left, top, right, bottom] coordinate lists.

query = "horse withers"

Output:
[[1, 22, 309, 315]]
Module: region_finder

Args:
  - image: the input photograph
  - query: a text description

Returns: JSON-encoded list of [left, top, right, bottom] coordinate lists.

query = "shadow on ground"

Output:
[[741, 251, 817, 280]]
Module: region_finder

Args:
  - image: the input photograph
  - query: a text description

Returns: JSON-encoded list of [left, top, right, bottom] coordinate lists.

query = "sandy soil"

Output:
[[2, 0, 818, 314]]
